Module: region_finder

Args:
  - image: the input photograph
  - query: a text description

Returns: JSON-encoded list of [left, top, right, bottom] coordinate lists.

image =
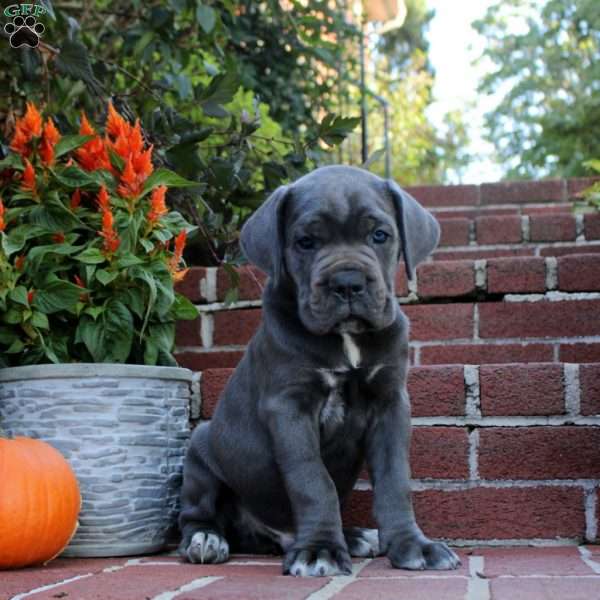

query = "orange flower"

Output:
[[21, 159, 37, 195], [106, 101, 128, 140], [147, 185, 168, 226], [75, 112, 112, 172], [100, 208, 120, 255], [70, 189, 82, 210], [168, 229, 188, 282], [39, 117, 62, 167], [15, 254, 26, 270], [0, 197, 5, 232], [10, 102, 43, 157], [52, 232, 65, 244], [74, 275, 85, 288], [117, 151, 153, 200], [27, 290, 35, 305], [96, 186, 110, 212]]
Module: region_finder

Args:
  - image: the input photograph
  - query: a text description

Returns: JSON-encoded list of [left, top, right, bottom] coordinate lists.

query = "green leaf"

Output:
[[9, 286, 29, 307], [362, 148, 385, 170], [53, 165, 97, 188], [56, 39, 99, 89], [95, 269, 119, 286], [6, 338, 25, 354], [1, 230, 26, 257], [75, 247, 106, 265], [172, 293, 199, 320], [55, 134, 94, 158], [83, 305, 104, 320], [30, 311, 50, 329], [115, 253, 144, 269], [33, 279, 86, 314], [141, 168, 199, 197], [318, 114, 361, 147], [196, 4, 216, 34], [121, 287, 145, 319]]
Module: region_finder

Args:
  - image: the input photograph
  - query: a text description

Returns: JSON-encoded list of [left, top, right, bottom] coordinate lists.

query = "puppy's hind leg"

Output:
[[344, 527, 381, 558], [178, 423, 230, 564]]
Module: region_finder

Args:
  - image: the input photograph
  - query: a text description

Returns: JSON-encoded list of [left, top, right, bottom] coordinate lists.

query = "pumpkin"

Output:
[[0, 436, 81, 569]]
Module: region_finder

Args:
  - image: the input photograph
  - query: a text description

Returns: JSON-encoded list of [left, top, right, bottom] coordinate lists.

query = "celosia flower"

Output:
[[168, 230, 189, 282], [39, 117, 61, 167], [106, 101, 127, 140], [10, 102, 42, 157], [100, 208, 120, 255], [0, 197, 5, 232], [74, 275, 85, 288], [52, 232, 65, 244], [15, 255, 26, 270], [70, 189, 82, 210], [21, 159, 37, 195], [75, 112, 112, 173], [27, 290, 35, 304], [147, 185, 168, 226], [96, 186, 110, 212]]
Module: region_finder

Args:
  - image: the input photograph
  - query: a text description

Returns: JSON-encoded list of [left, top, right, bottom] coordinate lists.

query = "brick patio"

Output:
[[2, 546, 600, 600]]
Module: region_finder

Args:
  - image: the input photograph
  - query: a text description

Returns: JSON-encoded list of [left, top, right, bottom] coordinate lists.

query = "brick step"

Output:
[[405, 177, 596, 209], [175, 286, 600, 368], [192, 363, 600, 543]]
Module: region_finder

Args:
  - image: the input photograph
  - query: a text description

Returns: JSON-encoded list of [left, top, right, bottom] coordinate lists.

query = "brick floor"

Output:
[[2, 546, 599, 600]]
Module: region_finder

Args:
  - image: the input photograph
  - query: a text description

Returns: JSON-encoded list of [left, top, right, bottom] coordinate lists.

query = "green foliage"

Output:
[[0, 0, 359, 265], [0, 105, 197, 367], [473, 0, 600, 179], [579, 160, 600, 211]]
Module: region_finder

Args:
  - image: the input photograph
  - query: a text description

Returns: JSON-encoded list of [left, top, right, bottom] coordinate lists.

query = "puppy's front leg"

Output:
[[366, 386, 461, 570], [263, 398, 352, 577]]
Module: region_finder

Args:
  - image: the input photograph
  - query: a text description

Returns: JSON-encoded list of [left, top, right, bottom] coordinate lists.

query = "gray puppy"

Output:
[[178, 165, 460, 576]]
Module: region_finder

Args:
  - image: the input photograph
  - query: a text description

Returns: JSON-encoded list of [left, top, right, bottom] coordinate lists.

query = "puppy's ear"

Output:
[[240, 185, 290, 284], [386, 180, 440, 279]]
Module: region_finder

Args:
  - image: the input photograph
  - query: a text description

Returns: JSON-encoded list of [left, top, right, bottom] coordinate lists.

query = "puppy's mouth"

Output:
[[332, 317, 369, 335]]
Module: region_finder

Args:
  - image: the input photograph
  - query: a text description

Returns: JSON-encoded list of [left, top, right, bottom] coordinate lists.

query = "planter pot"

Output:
[[0, 363, 192, 558]]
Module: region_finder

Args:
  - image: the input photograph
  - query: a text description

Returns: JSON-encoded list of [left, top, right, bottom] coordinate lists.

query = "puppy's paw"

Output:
[[183, 531, 229, 564], [344, 527, 380, 557], [388, 535, 460, 571], [283, 545, 352, 577]]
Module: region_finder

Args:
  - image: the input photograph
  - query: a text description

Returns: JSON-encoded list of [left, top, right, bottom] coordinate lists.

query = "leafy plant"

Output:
[[579, 159, 600, 211], [0, 101, 199, 367]]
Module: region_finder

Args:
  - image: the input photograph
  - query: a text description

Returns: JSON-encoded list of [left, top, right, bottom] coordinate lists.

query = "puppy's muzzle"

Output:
[[328, 269, 367, 303]]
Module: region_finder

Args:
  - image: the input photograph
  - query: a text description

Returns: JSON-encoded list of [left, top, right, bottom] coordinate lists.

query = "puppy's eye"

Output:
[[372, 229, 390, 244], [296, 236, 316, 250]]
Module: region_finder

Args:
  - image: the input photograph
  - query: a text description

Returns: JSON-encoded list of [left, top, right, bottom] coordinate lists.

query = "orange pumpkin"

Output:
[[0, 436, 81, 569]]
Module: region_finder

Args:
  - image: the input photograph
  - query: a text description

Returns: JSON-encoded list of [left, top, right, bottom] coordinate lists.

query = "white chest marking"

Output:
[[318, 370, 346, 429], [342, 333, 361, 369]]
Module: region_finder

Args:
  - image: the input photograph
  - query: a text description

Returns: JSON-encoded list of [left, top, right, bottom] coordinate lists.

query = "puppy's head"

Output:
[[240, 165, 439, 335]]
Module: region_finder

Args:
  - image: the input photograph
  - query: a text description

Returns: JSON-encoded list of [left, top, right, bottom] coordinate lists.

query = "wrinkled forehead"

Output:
[[287, 177, 395, 229]]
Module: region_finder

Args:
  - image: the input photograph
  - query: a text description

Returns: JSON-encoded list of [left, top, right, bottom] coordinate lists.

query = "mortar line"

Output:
[[304, 559, 371, 600], [151, 576, 223, 600], [467, 556, 490, 600]]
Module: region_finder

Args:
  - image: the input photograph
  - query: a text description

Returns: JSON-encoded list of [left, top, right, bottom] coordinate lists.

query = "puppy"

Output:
[[178, 165, 460, 576]]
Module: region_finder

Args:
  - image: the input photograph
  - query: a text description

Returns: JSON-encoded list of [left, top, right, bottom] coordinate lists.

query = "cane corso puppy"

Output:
[[178, 165, 460, 576]]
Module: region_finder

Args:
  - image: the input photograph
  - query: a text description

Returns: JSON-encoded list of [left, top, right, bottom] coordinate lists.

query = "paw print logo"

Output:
[[4, 15, 45, 49]]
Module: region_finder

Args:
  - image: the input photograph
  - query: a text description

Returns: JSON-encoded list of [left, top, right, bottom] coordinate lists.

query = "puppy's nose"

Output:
[[329, 270, 366, 301]]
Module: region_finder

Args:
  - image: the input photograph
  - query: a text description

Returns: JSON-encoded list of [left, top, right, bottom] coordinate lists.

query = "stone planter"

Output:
[[0, 363, 192, 558]]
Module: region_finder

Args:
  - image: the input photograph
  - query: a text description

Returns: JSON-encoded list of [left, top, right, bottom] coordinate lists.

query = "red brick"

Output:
[[434, 248, 535, 261], [335, 579, 468, 599], [175, 266, 209, 303], [434, 207, 517, 219], [560, 343, 600, 363], [408, 366, 465, 417], [480, 180, 565, 205], [213, 309, 262, 346], [183, 575, 328, 599], [438, 218, 471, 246], [343, 486, 585, 539], [558, 254, 600, 291], [476, 215, 522, 244], [479, 364, 564, 416], [480, 546, 596, 576], [201, 368, 234, 418], [175, 350, 244, 370], [529, 214, 577, 242], [580, 364, 600, 415], [0, 558, 129, 599], [216, 265, 267, 302], [478, 299, 600, 339], [584, 212, 600, 239], [479, 427, 600, 479], [486, 257, 547, 294], [175, 316, 201, 347], [395, 264, 409, 296], [417, 261, 476, 298], [404, 184, 479, 208], [568, 176, 600, 199], [540, 244, 600, 257], [411, 427, 469, 479], [420, 343, 554, 366], [403, 304, 474, 341], [522, 204, 572, 215], [490, 578, 600, 600]]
